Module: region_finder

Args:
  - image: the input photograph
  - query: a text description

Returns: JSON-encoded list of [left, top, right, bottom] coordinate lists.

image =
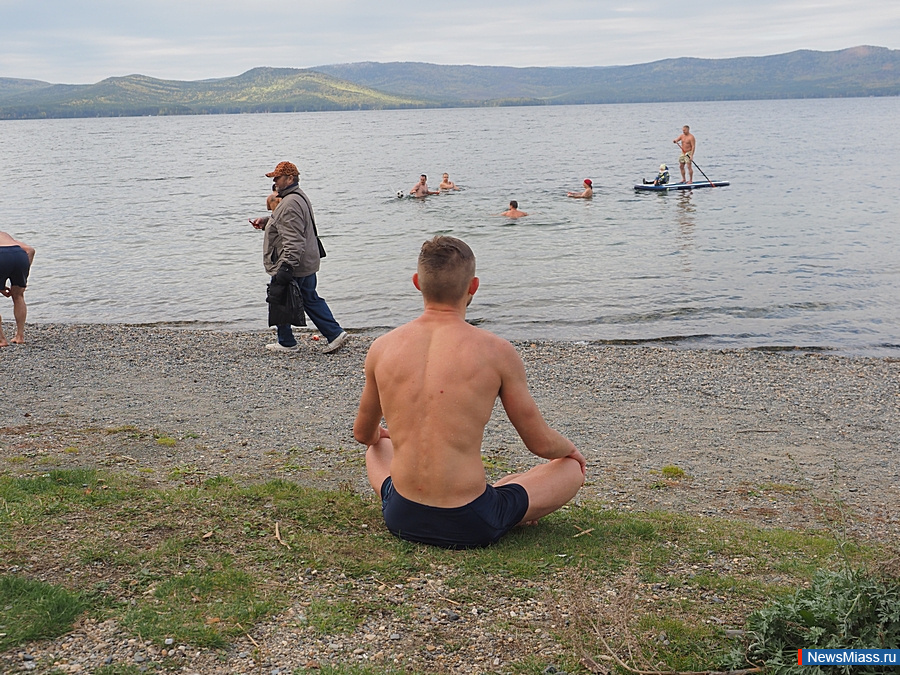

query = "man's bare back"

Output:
[[361, 313, 527, 506], [354, 236, 585, 547], [500, 201, 528, 219]]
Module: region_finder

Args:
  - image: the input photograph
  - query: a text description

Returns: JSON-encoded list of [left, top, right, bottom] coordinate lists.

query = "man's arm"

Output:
[[495, 340, 583, 469], [353, 349, 385, 447]]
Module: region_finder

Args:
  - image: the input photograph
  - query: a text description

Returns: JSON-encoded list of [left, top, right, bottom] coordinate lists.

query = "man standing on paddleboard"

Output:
[[673, 125, 696, 184]]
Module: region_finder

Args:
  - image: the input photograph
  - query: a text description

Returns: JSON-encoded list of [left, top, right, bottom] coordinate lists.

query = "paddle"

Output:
[[676, 141, 717, 187]]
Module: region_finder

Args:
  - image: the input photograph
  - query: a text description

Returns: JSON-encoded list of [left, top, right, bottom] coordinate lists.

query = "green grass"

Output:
[[0, 468, 892, 672], [0, 575, 91, 650], [661, 465, 687, 479], [122, 562, 279, 648]]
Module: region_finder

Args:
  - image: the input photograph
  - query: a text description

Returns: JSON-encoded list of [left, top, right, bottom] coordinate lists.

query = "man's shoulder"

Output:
[[467, 325, 518, 359], [282, 190, 309, 204], [280, 192, 312, 219]]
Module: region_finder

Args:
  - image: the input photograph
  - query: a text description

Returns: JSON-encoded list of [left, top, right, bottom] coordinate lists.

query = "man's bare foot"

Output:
[[11, 336, 25, 344], [0, 340, 9, 348]]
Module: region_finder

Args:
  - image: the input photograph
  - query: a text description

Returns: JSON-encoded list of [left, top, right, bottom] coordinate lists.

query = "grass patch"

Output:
[[123, 562, 279, 648], [0, 575, 92, 650], [0, 469, 892, 673], [661, 465, 687, 479]]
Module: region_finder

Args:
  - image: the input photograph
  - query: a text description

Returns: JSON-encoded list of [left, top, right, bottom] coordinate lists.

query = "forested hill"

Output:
[[1, 46, 897, 120], [0, 68, 427, 120], [314, 46, 900, 104]]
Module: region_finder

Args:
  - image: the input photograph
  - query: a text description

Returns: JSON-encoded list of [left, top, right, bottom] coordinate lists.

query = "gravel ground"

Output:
[[1, 323, 899, 673]]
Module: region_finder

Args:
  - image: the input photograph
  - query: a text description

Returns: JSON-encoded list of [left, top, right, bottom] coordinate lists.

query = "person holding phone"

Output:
[[249, 161, 350, 354]]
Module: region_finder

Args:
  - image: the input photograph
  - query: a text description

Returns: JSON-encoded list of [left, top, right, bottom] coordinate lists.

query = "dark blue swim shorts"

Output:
[[380, 477, 529, 549], [0, 246, 30, 289]]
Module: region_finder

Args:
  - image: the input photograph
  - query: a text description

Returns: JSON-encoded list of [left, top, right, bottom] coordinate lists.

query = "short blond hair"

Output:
[[417, 236, 476, 303]]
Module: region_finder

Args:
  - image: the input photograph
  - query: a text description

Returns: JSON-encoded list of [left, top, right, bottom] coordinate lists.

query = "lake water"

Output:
[[1, 98, 898, 355]]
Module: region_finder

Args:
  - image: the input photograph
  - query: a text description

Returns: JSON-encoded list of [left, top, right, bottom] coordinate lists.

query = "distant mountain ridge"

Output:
[[315, 46, 900, 104], [1, 46, 897, 120]]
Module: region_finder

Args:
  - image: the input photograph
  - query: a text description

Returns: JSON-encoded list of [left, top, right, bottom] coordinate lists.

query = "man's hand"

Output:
[[370, 426, 391, 446], [0, 286, 10, 298], [566, 448, 587, 477], [275, 264, 293, 285], [249, 217, 267, 230]]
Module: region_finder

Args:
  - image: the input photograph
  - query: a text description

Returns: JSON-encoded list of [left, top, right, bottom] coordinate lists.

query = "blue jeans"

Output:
[[276, 273, 343, 347]]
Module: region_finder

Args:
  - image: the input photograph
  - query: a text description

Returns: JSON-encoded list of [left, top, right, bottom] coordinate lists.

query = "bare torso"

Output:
[[410, 180, 432, 197], [364, 313, 514, 506], [677, 132, 696, 156], [502, 208, 528, 218]]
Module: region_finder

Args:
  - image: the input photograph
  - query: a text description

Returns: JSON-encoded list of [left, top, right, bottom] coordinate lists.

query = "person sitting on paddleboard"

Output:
[[656, 164, 670, 185], [643, 164, 670, 186]]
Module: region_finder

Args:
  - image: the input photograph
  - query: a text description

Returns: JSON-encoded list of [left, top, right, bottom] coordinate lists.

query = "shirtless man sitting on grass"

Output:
[[353, 235, 586, 549]]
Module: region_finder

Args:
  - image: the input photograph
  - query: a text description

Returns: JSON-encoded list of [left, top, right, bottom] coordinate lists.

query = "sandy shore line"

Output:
[[2, 323, 899, 540]]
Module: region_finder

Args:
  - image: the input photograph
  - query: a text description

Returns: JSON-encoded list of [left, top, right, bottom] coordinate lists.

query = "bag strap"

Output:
[[285, 189, 320, 238]]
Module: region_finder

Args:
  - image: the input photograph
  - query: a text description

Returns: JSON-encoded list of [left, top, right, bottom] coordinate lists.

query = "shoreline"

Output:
[[11, 319, 900, 358], [2, 324, 899, 540]]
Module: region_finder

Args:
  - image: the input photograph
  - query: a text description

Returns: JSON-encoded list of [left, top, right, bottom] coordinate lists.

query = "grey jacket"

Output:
[[262, 187, 320, 278]]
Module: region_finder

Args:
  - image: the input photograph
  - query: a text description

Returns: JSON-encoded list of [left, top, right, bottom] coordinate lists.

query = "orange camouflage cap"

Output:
[[265, 161, 299, 178]]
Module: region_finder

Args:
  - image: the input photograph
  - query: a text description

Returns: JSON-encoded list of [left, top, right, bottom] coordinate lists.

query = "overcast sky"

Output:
[[2, 1, 899, 84]]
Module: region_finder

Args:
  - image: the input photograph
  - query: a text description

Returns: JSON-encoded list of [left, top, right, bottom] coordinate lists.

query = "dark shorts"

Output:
[[380, 477, 529, 549], [0, 246, 30, 289]]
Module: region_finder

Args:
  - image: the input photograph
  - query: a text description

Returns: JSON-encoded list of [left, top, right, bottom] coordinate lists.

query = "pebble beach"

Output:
[[3, 323, 899, 536], [2, 323, 899, 673]]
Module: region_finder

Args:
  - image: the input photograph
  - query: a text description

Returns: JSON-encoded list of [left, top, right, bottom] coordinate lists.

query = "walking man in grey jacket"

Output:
[[250, 161, 350, 353]]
